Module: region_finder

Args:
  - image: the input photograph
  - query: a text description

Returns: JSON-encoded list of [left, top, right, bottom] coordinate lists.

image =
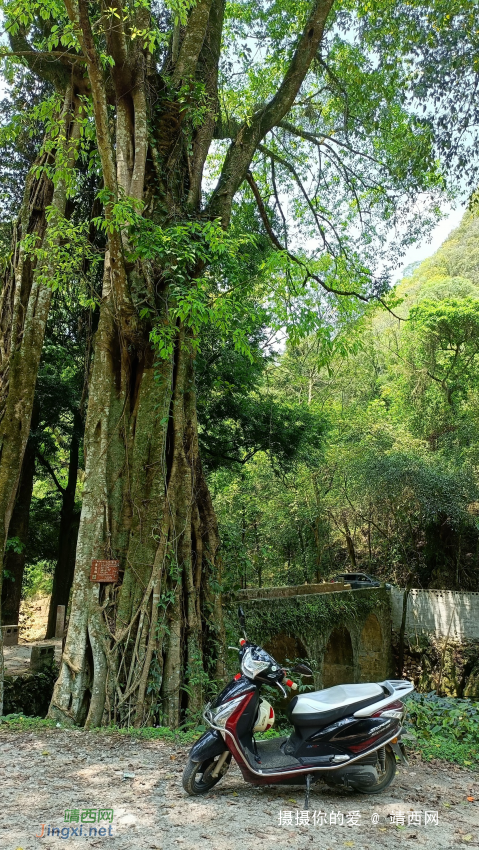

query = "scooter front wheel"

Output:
[[182, 754, 231, 796]]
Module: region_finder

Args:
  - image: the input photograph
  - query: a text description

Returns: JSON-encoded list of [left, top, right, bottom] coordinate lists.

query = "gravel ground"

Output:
[[0, 727, 478, 850]]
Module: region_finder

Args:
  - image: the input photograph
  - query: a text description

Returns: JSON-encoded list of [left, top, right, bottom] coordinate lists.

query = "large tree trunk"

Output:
[[0, 401, 39, 625], [45, 409, 83, 639], [48, 0, 229, 728], [49, 308, 224, 727], [0, 88, 78, 557]]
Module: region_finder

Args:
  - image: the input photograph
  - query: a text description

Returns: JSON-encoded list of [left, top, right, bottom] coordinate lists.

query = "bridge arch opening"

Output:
[[263, 633, 307, 665], [323, 626, 354, 688]]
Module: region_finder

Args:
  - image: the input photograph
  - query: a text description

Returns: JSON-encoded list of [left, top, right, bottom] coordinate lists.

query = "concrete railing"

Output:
[[235, 581, 351, 601]]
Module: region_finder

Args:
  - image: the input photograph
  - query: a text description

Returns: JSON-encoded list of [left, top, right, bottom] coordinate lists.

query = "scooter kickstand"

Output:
[[304, 773, 313, 810]]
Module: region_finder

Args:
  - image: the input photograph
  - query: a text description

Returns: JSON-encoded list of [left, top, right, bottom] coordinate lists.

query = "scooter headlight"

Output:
[[241, 648, 270, 679], [206, 695, 246, 729]]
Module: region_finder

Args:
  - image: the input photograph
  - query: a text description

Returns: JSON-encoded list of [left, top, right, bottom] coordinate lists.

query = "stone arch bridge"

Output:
[[232, 584, 393, 687]]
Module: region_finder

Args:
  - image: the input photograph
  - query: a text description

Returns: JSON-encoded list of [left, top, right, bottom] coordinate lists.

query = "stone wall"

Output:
[[391, 588, 479, 639], [395, 635, 479, 699], [390, 588, 479, 698]]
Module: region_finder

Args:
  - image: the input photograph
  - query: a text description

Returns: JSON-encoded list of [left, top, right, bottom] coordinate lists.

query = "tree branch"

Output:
[[278, 120, 386, 167], [36, 451, 66, 495], [270, 156, 288, 248], [100, 0, 131, 94], [65, 0, 117, 195], [0, 49, 86, 64], [207, 0, 335, 226], [172, 0, 214, 87], [245, 170, 404, 317], [259, 142, 331, 250], [6, 33, 84, 91], [66, 0, 134, 322], [245, 172, 284, 251], [129, 84, 148, 200], [186, 0, 225, 211]]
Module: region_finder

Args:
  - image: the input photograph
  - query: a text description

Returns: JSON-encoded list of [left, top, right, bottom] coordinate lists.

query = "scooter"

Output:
[[183, 607, 414, 802]]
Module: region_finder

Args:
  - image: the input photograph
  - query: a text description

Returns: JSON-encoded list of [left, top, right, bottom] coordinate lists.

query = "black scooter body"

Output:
[[190, 674, 404, 770]]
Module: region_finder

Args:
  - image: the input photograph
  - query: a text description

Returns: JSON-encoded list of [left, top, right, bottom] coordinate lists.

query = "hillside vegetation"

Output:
[[211, 209, 479, 592]]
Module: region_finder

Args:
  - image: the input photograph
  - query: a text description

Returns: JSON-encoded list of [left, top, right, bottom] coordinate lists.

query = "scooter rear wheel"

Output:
[[324, 747, 397, 795], [182, 754, 230, 796], [354, 747, 397, 795]]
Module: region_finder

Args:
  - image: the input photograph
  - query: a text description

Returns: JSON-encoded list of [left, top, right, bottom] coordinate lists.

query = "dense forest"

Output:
[[212, 209, 479, 593], [0, 0, 479, 727]]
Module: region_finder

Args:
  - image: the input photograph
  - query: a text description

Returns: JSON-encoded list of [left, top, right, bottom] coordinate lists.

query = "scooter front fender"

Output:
[[189, 729, 227, 763]]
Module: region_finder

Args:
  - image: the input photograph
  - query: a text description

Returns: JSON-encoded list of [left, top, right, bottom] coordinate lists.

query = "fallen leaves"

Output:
[[1, 726, 477, 850]]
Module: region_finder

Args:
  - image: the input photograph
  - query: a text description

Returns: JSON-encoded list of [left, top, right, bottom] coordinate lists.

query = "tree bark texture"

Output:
[[0, 89, 79, 557], [49, 308, 224, 726], [45, 0, 334, 726]]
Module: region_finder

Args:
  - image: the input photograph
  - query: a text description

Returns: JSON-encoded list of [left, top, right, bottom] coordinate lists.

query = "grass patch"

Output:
[[3, 690, 478, 769], [94, 724, 200, 744], [0, 714, 58, 731], [412, 735, 479, 768], [0, 713, 200, 744]]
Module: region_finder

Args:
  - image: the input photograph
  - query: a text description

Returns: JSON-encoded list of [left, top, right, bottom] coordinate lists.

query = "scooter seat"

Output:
[[290, 682, 384, 727]]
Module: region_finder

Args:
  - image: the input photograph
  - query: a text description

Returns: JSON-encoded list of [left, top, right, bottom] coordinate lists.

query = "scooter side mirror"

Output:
[[291, 663, 313, 677]]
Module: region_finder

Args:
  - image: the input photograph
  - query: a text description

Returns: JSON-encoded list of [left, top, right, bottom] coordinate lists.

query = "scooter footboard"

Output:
[[189, 729, 228, 763]]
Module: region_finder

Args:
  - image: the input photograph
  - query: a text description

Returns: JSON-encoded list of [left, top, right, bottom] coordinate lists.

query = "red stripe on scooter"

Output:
[[349, 731, 396, 752], [371, 700, 404, 717]]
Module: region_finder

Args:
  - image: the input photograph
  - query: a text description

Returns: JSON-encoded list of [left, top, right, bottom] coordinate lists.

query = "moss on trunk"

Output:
[[49, 308, 224, 727]]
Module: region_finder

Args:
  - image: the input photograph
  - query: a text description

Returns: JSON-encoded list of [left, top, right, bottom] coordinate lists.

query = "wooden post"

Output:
[[55, 605, 66, 639]]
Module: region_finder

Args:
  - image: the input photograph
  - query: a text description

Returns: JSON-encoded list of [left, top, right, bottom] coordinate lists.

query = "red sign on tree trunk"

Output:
[[90, 560, 119, 583]]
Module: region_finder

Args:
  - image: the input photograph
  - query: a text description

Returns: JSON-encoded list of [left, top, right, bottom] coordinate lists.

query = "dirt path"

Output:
[[0, 727, 477, 850]]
